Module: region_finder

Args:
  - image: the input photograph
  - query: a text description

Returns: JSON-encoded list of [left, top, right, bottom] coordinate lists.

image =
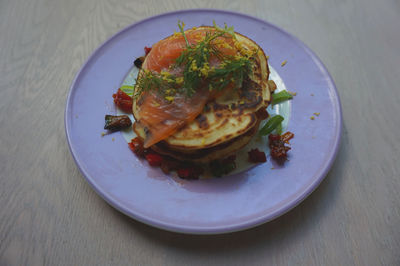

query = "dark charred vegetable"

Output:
[[134, 56, 145, 69], [104, 115, 132, 131], [256, 108, 269, 120], [133, 46, 151, 68], [248, 149, 267, 163], [268, 134, 291, 163]]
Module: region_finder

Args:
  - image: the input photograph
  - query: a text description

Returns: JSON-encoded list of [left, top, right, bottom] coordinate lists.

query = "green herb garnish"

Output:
[[120, 85, 134, 96], [259, 115, 284, 136], [207, 57, 252, 92], [134, 21, 254, 100], [271, 90, 293, 105], [134, 70, 182, 100], [178, 20, 189, 46], [275, 122, 283, 135]]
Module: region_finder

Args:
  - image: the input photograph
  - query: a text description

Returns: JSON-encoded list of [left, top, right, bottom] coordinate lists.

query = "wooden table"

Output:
[[1, 1, 399, 265]]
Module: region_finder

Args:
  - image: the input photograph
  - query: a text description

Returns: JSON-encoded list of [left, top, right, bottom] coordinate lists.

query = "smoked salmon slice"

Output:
[[137, 90, 210, 148], [136, 27, 237, 148]]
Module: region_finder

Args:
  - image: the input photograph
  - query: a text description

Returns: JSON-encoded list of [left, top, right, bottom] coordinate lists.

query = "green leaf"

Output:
[[272, 90, 293, 105], [259, 115, 284, 136], [275, 122, 283, 135], [120, 85, 134, 96]]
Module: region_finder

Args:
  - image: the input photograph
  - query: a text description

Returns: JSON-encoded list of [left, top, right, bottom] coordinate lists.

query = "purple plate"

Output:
[[65, 9, 341, 234]]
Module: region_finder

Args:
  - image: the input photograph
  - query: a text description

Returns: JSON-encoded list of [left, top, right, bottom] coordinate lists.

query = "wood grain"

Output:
[[1, 0, 399, 265]]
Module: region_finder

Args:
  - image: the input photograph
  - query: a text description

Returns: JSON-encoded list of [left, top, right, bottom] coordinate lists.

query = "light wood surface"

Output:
[[1, 0, 399, 265]]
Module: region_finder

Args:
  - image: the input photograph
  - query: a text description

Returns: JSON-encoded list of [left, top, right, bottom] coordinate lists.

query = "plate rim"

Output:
[[65, 8, 342, 234]]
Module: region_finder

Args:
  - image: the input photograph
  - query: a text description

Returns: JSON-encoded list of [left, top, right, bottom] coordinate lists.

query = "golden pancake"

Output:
[[132, 27, 274, 154]]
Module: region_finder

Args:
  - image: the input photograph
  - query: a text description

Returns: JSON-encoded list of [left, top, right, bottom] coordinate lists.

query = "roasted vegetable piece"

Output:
[[177, 165, 204, 179], [145, 153, 163, 167], [128, 137, 148, 157], [160, 158, 181, 174], [248, 149, 267, 163], [112, 89, 133, 113], [134, 56, 145, 69], [268, 134, 291, 163], [281, 131, 295, 143], [104, 115, 132, 131]]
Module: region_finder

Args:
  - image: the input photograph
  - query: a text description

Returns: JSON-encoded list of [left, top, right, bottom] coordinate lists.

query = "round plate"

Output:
[[65, 9, 342, 234]]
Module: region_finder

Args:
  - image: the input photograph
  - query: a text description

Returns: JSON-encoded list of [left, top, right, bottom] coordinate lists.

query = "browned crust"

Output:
[[150, 119, 261, 163]]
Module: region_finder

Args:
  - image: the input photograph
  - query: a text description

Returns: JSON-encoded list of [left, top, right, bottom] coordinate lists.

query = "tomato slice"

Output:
[[113, 89, 133, 113]]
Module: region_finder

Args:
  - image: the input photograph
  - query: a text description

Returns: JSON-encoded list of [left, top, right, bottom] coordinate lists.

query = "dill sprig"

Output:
[[178, 20, 189, 46], [207, 56, 253, 91], [134, 70, 183, 101], [134, 21, 254, 100]]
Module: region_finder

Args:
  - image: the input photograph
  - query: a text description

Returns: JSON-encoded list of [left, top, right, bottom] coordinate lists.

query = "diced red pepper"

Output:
[[128, 137, 146, 157], [177, 166, 204, 179], [144, 46, 152, 55], [112, 88, 133, 113], [145, 153, 163, 167], [248, 148, 267, 163], [177, 168, 190, 179], [268, 134, 281, 142]]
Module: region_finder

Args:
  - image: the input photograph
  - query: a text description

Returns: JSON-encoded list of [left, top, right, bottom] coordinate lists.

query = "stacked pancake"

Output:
[[133, 26, 275, 163]]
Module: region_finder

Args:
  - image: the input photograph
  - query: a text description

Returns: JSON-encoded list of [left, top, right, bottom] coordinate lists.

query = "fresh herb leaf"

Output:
[[120, 85, 134, 96], [275, 122, 283, 135], [208, 57, 252, 90], [259, 115, 284, 136], [272, 90, 293, 105], [134, 70, 182, 100]]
